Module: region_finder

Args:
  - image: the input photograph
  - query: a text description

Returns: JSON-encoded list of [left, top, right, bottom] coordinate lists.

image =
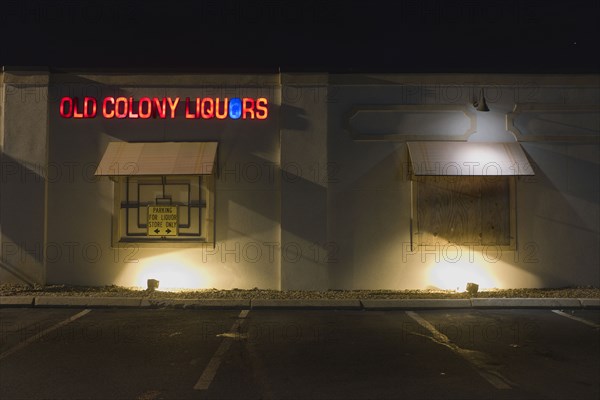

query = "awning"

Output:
[[95, 142, 218, 176], [407, 142, 534, 176]]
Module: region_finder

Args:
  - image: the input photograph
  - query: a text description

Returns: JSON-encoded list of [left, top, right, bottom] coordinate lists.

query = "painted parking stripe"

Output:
[[193, 309, 250, 390], [551, 310, 600, 328], [405, 311, 513, 390], [0, 309, 92, 361]]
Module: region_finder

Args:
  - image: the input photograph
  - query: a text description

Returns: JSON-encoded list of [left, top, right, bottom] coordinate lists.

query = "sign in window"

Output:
[[147, 206, 179, 237]]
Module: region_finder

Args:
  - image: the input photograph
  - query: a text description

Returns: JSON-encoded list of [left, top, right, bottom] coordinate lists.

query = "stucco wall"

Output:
[[2, 70, 598, 290], [324, 74, 599, 290], [44, 73, 282, 289], [280, 74, 330, 290], [0, 70, 49, 285]]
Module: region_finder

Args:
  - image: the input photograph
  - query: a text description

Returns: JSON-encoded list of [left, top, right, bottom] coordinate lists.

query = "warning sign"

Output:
[[147, 206, 178, 236]]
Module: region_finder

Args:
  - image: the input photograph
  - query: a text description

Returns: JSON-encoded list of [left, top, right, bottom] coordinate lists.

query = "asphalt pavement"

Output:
[[0, 308, 598, 399]]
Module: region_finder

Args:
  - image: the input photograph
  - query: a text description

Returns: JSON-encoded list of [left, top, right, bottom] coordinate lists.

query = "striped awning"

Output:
[[95, 142, 218, 176]]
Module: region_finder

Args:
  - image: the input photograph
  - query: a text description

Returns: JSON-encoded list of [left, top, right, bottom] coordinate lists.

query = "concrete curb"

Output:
[[471, 298, 582, 309], [361, 299, 472, 310], [141, 298, 250, 309], [251, 299, 362, 309], [34, 296, 144, 308], [0, 296, 35, 306], [1, 296, 599, 310], [580, 298, 600, 309]]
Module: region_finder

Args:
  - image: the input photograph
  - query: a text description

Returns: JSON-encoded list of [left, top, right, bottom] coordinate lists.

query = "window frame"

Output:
[[111, 174, 215, 248]]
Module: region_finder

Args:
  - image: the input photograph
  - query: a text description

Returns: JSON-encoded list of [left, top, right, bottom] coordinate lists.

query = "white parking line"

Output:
[[0, 309, 92, 361], [405, 311, 513, 390], [551, 310, 600, 328], [193, 309, 250, 390]]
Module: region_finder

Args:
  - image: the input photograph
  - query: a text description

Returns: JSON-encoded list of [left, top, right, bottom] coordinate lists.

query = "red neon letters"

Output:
[[59, 97, 97, 118], [60, 96, 269, 120]]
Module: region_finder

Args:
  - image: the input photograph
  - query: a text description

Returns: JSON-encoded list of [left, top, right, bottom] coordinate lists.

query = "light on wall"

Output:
[[473, 88, 490, 112]]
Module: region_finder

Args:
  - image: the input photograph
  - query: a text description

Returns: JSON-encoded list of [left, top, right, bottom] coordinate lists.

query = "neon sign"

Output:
[[59, 96, 269, 120]]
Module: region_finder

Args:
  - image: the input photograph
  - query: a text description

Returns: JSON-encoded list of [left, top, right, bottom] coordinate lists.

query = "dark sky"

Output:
[[1, 0, 599, 73]]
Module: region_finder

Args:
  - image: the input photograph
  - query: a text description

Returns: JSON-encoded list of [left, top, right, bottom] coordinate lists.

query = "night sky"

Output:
[[1, 0, 598, 73]]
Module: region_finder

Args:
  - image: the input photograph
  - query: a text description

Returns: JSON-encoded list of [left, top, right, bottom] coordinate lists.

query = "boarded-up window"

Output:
[[414, 176, 512, 247]]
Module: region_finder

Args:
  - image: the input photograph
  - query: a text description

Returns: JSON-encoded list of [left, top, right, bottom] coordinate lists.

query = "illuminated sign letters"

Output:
[[60, 96, 269, 120]]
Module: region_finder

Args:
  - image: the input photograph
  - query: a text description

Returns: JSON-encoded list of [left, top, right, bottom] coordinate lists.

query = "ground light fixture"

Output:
[[147, 279, 160, 291], [473, 88, 490, 112], [466, 282, 479, 296]]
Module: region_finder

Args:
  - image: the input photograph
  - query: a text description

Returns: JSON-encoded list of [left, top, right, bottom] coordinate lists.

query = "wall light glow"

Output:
[[116, 251, 206, 291], [426, 249, 499, 291]]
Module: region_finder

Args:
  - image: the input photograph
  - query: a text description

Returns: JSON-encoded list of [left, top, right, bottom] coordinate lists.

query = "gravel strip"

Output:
[[1, 284, 599, 299]]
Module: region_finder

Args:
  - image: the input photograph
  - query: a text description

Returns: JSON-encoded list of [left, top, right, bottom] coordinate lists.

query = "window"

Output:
[[113, 174, 215, 245], [412, 175, 515, 249], [406, 141, 532, 250], [95, 141, 219, 247]]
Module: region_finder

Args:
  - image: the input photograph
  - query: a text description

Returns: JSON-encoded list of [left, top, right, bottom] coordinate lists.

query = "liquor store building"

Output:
[[1, 69, 598, 291]]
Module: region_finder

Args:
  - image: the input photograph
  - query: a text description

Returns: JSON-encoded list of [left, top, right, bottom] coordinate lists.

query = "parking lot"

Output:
[[1, 307, 598, 399]]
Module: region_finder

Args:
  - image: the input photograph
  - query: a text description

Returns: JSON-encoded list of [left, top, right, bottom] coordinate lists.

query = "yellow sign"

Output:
[[147, 206, 178, 236]]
